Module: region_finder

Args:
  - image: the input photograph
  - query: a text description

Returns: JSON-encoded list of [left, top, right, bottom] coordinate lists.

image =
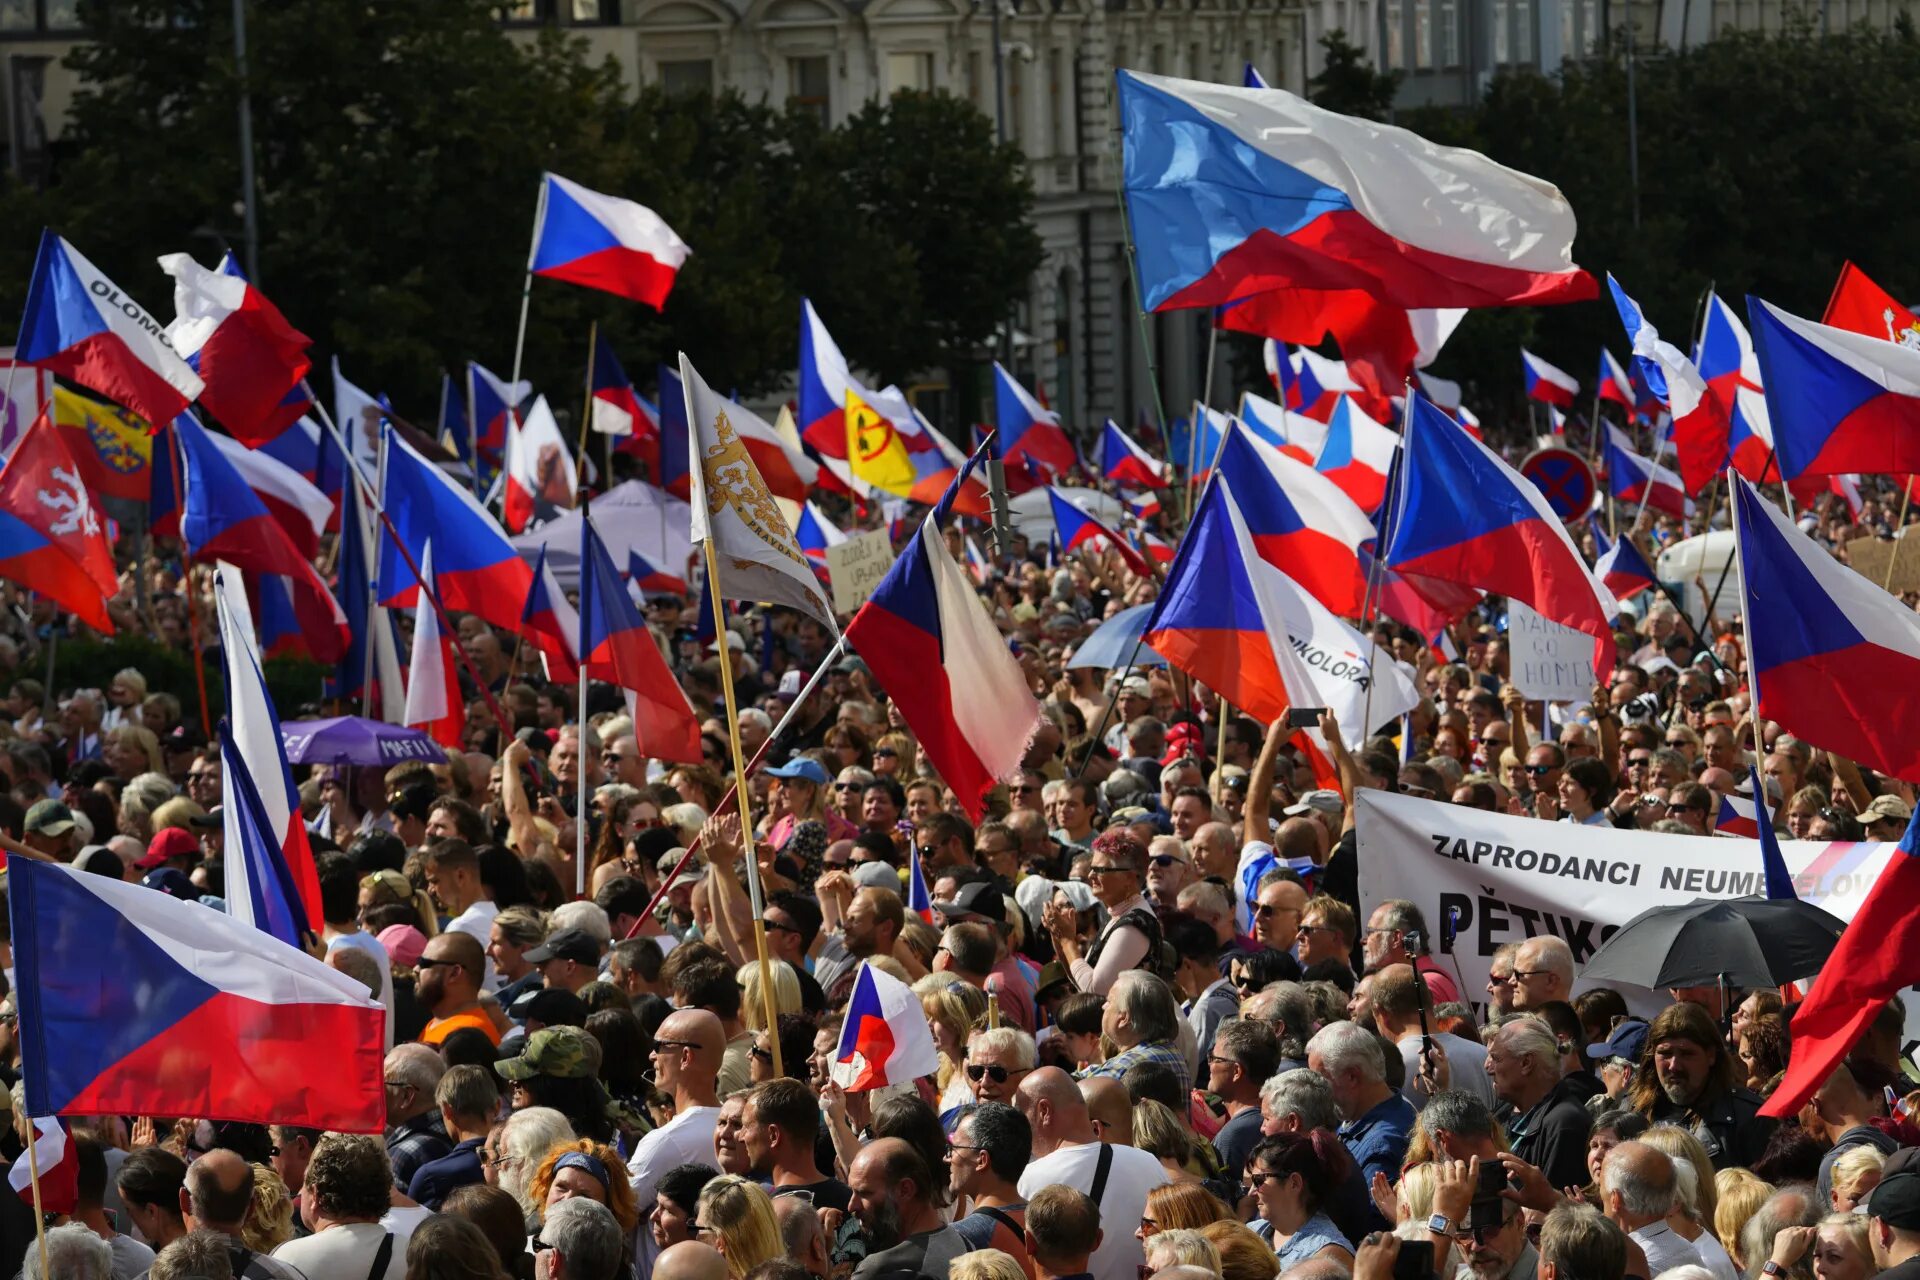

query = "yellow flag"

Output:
[[51, 386, 151, 501], [845, 388, 917, 497]]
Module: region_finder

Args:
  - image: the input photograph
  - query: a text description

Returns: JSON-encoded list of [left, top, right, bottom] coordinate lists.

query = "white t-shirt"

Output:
[[1017, 1141, 1169, 1280], [273, 1221, 408, 1280], [628, 1105, 721, 1205], [327, 929, 395, 1048], [447, 899, 500, 989]]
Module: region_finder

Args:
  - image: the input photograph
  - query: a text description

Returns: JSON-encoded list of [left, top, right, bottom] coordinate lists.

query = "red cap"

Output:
[[138, 826, 200, 870]]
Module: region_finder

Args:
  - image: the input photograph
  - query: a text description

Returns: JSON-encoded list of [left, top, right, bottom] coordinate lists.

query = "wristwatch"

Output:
[[1428, 1214, 1452, 1236], [1762, 1263, 1788, 1277]]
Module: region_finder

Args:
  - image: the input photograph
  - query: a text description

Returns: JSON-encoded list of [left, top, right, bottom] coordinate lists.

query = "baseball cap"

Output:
[[138, 827, 200, 870], [932, 881, 1005, 923], [1284, 791, 1344, 818], [724, 631, 746, 653], [1869, 1171, 1920, 1230], [24, 800, 75, 837], [1120, 676, 1152, 698], [853, 861, 902, 892], [142, 867, 200, 901], [516, 987, 589, 1028], [777, 669, 805, 700], [523, 928, 600, 967], [1866, 795, 1913, 824], [377, 924, 428, 969], [494, 1025, 602, 1082], [765, 758, 830, 787], [1586, 1016, 1650, 1064]]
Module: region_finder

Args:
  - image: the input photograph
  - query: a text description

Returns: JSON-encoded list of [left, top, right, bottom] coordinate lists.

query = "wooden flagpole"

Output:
[[25, 1118, 48, 1279], [163, 421, 213, 737], [1886, 480, 1915, 591], [577, 321, 598, 467]]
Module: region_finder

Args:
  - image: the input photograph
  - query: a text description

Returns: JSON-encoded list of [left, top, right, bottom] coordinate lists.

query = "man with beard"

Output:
[[417, 932, 500, 1047], [844, 1138, 969, 1280], [818, 887, 905, 1005], [742, 1078, 850, 1210], [1360, 900, 1458, 1004], [1631, 1002, 1775, 1169]]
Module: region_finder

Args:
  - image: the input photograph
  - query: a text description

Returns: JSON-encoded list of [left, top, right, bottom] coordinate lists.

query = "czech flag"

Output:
[[1697, 291, 1762, 412], [1124, 490, 1164, 522], [795, 501, 846, 578], [1733, 471, 1920, 781], [0, 410, 119, 632], [401, 546, 466, 749], [16, 231, 204, 429], [1047, 487, 1153, 577], [1142, 477, 1338, 784], [831, 961, 941, 1092], [250, 573, 313, 662], [467, 361, 527, 469], [844, 494, 1042, 821], [907, 851, 933, 923], [1290, 349, 1361, 422], [1384, 395, 1615, 674], [1522, 349, 1579, 407], [993, 363, 1077, 477], [1750, 765, 1797, 900], [629, 549, 688, 598], [210, 563, 325, 937], [377, 425, 533, 632], [8, 1118, 75, 1215], [9, 856, 384, 1131], [1715, 790, 1760, 838], [1116, 72, 1594, 314], [1758, 803, 1920, 1120], [531, 172, 689, 309], [1217, 422, 1374, 616], [1609, 276, 1729, 494], [503, 395, 577, 534], [326, 475, 405, 722], [1727, 384, 1782, 482], [1315, 396, 1399, 513], [1239, 391, 1321, 463], [1822, 261, 1920, 345], [157, 251, 311, 445], [1747, 296, 1920, 481], [1102, 418, 1168, 489], [1603, 426, 1690, 519], [202, 427, 331, 559], [1598, 349, 1634, 408], [1589, 518, 1656, 604], [589, 332, 659, 470], [1133, 527, 1175, 565], [521, 544, 580, 684], [798, 297, 858, 453], [579, 517, 703, 763], [655, 363, 691, 498]]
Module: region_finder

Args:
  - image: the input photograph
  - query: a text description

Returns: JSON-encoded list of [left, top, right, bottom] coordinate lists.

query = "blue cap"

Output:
[[142, 867, 200, 901], [764, 758, 830, 787], [1587, 1016, 1649, 1064]]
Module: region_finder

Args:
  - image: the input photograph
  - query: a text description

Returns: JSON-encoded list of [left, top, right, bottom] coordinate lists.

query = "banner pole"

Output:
[[25, 1117, 47, 1279], [577, 321, 598, 469], [702, 536, 782, 1077], [1885, 482, 1914, 591]]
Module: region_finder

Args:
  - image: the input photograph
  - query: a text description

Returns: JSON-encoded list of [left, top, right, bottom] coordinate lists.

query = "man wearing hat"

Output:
[[1869, 1171, 1920, 1280], [1284, 790, 1346, 852], [1864, 795, 1914, 843], [933, 882, 1035, 1033], [526, 929, 602, 997], [22, 799, 78, 861], [137, 827, 200, 878]]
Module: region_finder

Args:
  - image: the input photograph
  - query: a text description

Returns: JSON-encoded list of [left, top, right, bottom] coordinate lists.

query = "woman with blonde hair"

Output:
[[102, 668, 147, 732], [1811, 1212, 1875, 1280], [951, 1249, 1030, 1280], [914, 976, 987, 1113], [1198, 1219, 1284, 1280], [241, 1163, 296, 1253], [105, 724, 165, 780], [1143, 1229, 1223, 1277], [737, 959, 803, 1033], [1829, 1144, 1887, 1213], [1138, 1181, 1234, 1239], [873, 732, 916, 779], [359, 868, 441, 938], [1133, 1100, 1206, 1184], [1714, 1168, 1775, 1269], [694, 1173, 783, 1279]]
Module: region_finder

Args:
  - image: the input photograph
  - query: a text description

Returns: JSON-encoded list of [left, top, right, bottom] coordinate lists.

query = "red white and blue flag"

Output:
[[16, 231, 204, 428], [1608, 275, 1729, 494], [467, 361, 528, 472], [503, 395, 577, 534], [628, 549, 688, 598], [844, 459, 1042, 820], [1696, 291, 1761, 414], [831, 961, 940, 1092], [994, 363, 1077, 477], [1046, 487, 1153, 578], [520, 544, 581, 685], [907, 851, 933, 924], [1314, 396, 1399, 513], [1733, 471, 1920, 780], [532, 172, 689, 309], [589, 332, 660, 473], [1216, 422, 1374, 616], [1603, 425, 1691, 519], [1101, 418, 1169, 489], [795, 501, 846, 576], [580, 517, 703, 763], [1715, 790, 1761, 839], [1239, 390, 1322, 463], [10, 856, 384, 1130], [8, 1117, 75, 1214], [1588, 518, 1657, 604], [158, 252, 311, 445], [378, 426, 532, 632], [1522, 349, 1579, 407], [1747, 296, 1920, 481], [202, 427, 331, 559], [1597, 349, 1634, 408], [0, 411, 119, 633], [401, 547, 466, 750], [1117, 73, 1593, 314], [1384, 395, 1615, 673]]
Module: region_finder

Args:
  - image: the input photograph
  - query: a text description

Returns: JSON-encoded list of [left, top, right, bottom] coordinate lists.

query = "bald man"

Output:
[[654, 1241, 731, 1280], [628, 1009, 724, 1268], [182, 1148, 305, 1278], [418, 930, 497, 1047], [1016, 1067, 1167, 1280], [1079, 1077, 1135, 1146], [773, 1195, 830, 1280], [847, 1137, 969, 1280], [1509, 936, 1575, 1010]]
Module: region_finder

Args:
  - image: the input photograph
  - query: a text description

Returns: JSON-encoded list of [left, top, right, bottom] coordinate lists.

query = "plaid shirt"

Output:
[[386, 1109, 451, 1191], [1074, 1038, 1188, 1081]]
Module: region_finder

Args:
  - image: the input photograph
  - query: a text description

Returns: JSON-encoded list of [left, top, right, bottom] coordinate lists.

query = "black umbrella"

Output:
[[1579, 895, 1846, 991]]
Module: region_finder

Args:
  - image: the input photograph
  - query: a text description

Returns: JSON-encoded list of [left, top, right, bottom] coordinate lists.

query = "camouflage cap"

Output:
[[493, 1025, 602, 1082]]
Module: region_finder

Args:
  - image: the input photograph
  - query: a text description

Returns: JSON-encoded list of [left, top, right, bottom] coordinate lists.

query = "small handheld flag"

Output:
[[832, 961, 941, 1091]]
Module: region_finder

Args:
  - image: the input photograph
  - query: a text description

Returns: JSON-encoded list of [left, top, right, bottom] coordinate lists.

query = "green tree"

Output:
[[1308, 31, 1402, 121]]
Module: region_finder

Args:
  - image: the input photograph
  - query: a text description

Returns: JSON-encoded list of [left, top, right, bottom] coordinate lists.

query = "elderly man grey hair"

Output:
[[1739, 1185, 1823, 1280], [1260, 1068, 1342, 1133], [544, 1193, 626, 1280], [25, 1222, 114, 1280]]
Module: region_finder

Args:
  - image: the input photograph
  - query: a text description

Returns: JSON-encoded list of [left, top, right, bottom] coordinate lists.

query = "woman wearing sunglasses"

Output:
[[1244, 1130, 1356, 1268]]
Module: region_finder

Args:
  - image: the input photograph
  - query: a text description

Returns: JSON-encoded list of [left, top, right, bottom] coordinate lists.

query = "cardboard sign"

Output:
[[1506, 599, 1597, 704], [1835, 533, 1920, 597], [827, 530, 897, 614]]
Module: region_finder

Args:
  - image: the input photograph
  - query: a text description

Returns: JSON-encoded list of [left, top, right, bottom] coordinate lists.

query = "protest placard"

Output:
[[1506, 599, 1598, 703], [827, 529, 897, 614]]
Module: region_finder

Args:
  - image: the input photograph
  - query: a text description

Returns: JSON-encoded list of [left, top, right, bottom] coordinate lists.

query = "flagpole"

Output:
[[25, 1117, 48, 1280], [1885, 481, 1915, 591], [701, 534, 783, 1077], [577, 322, 598, 472], [622, 632, 847, 942], [465, 364, 482, 499], [508, 179, 547, 397], [165, 421, 214, 738], [1359, 385, 1414, 738], [1630, 430, 1672, 531], [1111, 171, 1169, 479], [1729, 487, 1769, 795]]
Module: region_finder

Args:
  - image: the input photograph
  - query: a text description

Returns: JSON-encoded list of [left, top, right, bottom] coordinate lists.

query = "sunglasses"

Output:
[[965, 1062, 1023, 1082], [1085, 865, 1128, 877], [1524, 764, 1554, 776], [761, 917, 799, 934], [1149, 855, 1185, 869], [1253, 903, 1296, 919]]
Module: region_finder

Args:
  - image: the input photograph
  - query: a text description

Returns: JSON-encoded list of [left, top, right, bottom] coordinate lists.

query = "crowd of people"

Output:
[[0, 444, 1912, 1280]]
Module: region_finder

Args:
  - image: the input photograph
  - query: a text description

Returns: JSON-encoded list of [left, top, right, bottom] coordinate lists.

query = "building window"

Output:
[[966, 49, 983, 106], [1007, 54, 1024, 146], [787, 55, 830, 122], [1437, 0, 1459, 64], [1385, 0, 1404, 68], [1492, 0, 1510, 61], [1514, 0, 1533, 61], [1414, 0, 1432, 66], [1047, 47, 1073, 158], [886, 50, 935, 92], [658, 59, 715, 94], [1581, 0, 1599, 50], [0, 0, 83, 27]]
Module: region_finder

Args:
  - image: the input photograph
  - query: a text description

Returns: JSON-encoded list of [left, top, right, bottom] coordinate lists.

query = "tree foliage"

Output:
[[0, 0, 1041, 421], [1309, 31, 1403, 121]]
